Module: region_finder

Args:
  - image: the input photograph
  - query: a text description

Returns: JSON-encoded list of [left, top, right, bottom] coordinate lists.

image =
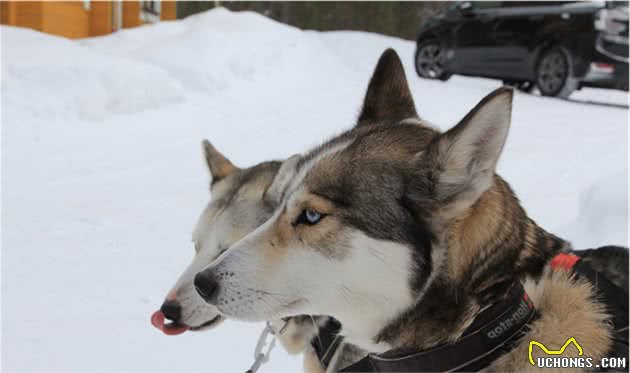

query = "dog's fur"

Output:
[[198, 49, 619, 371]]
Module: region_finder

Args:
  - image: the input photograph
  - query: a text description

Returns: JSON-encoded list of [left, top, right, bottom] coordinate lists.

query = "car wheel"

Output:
[[535, 47, 577, 98], [415, 40, 450, 81]]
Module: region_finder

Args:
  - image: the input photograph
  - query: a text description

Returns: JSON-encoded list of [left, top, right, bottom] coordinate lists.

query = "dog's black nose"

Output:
[[194, 271, 220, 304], [160, 300, 182, 322]]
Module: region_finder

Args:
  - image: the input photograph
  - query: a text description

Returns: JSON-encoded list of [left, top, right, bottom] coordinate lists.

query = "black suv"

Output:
[[415, 1, 629, 98]]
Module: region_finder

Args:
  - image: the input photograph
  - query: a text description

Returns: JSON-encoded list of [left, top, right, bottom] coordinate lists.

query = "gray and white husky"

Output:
[[194, 49, 619, 371], [151, 142, 357, 372]]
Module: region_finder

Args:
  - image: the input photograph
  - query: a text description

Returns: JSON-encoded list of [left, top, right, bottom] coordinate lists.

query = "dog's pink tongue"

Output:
[[151, 310, 165, 329], [151, 310, 189, 336]]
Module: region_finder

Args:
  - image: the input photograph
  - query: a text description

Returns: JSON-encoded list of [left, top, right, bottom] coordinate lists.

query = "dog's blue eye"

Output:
[[305, 210, 321, 224], [292, 209, 326, 227], [296, 209, 324, 226]]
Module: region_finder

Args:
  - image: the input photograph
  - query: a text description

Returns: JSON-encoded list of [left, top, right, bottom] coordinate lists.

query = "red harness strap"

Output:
[[549, 253, 581, 270]]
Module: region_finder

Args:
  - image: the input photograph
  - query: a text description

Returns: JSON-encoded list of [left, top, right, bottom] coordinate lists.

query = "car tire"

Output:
[[535, 47, 577, 98], [415, 40, 451, 81]]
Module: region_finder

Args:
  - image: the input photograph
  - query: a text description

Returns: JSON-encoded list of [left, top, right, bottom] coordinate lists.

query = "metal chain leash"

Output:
[[244, 320, 289, 373]]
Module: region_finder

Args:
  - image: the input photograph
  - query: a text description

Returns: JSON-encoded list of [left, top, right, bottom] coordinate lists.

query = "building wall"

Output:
[[0, 1, 18, 25], [161, 1, 176, 21], [122, 1, 142, 29], [3, 1, 45, 32], [42, 1, 89, 38], [1, 1, 177, 38], [90, 0, 113, 36]]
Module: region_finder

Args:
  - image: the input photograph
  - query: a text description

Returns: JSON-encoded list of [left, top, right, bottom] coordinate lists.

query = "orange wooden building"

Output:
[[0, 1, 177, 39]]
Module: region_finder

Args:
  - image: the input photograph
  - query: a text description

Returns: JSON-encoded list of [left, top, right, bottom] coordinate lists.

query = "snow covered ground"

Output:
[[2, 8, 628, 372]]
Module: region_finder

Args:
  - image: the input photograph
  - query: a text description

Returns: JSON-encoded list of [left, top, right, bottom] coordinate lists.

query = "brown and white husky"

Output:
[[194, 49, 626, 372]]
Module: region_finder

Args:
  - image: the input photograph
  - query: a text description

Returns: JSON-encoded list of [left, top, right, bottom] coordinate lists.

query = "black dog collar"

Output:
[[341, 282, 538, 372]]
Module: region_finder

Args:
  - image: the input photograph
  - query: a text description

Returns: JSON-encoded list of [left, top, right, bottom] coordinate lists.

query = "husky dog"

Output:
[[195, 49, 624, 371], [151, 142, 359, 372], [150, 143, 281, 335]]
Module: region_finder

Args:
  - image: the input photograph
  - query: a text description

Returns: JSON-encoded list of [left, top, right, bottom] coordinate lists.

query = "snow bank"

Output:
[[84, 9, 357, 94], [2, 7, 627, 373], [2, 26, 184, 121]]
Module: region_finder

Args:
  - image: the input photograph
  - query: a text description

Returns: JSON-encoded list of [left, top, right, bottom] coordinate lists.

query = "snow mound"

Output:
[[2, 26, 184, 120], [84, 8, 355, 94]]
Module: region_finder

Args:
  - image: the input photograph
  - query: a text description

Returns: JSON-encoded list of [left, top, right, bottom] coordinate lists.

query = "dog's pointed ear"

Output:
[[357, 48, 417, 126], [263, 154, 301, 207], [425, 87, 513, 216], [202, 139, 239, 183]]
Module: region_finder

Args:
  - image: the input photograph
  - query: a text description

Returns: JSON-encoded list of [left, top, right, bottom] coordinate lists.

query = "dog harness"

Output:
[[551, 250, 629, 367], [311, 318, 344, 369], [310, 249, 628, 372], [552, 251, 628, 332], [338, 282, 537, 372]]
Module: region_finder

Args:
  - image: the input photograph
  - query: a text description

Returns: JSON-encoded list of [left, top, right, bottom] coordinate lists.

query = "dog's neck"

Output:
[[360, 177, 568, 352]]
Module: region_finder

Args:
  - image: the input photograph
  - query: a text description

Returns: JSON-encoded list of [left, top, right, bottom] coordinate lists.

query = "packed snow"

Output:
[[2, 7, 628, 373]]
